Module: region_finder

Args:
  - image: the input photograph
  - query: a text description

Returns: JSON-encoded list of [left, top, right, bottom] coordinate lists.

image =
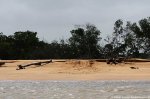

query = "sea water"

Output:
[[0, 80, 150, 99]]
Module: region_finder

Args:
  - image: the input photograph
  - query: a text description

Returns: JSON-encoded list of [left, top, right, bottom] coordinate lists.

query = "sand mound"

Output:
[[64, 60, 98, 73], [66, 60, 94, 67]]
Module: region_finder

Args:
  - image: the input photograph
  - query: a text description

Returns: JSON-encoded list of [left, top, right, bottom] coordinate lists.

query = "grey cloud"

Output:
[[0, 0, 150, 42]]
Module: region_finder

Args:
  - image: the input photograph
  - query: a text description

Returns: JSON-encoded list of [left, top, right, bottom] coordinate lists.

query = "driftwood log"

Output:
[[130, 67, 139, 69], [16, 60, 52, 70], [0, 62, 5, 66]]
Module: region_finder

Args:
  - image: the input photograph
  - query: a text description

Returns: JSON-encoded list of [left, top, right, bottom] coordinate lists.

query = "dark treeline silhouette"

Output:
[[0, 17, 150, 59]]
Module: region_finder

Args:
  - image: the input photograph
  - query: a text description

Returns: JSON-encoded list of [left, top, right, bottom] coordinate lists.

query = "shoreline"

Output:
[[0, 73, 150, 81], [0, 80, 150, 81]]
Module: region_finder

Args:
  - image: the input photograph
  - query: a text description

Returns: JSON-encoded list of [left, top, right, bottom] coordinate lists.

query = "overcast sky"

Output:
[[0, 0, 150, 42]]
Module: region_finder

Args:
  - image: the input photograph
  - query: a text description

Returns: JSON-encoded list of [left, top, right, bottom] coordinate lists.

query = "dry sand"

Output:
[[0, 59, 150, 80]]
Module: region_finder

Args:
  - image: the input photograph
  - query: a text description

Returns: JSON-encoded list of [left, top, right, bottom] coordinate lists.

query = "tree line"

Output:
[[0, 17, 150, 59]]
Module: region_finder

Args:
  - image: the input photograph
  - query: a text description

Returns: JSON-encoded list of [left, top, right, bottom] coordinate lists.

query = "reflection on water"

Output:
[[0, 80, 150, 99]]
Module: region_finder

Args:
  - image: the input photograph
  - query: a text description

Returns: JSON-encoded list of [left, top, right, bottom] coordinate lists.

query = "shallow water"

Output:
[[0, 80, 150, 99]]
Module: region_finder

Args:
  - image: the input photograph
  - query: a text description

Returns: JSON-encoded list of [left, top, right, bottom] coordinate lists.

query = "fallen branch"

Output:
[[130, 67, 139, 69], [0, 62, 5, 66], [16, 60, 52, 70]]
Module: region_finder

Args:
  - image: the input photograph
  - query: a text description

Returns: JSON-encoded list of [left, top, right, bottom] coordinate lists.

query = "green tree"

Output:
[[0, 33, 10, 59], [104, 20, 127, 59], [69, 24, 101, 58], [12, 31, 39, 59], [128, 17, 150, 57]]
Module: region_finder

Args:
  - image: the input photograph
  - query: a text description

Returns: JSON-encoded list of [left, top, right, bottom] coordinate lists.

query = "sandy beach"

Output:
[[0, 60, 150, 80]]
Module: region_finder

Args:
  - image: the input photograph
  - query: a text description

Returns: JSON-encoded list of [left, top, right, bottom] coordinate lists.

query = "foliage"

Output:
[[69, 24, 101, 58], [0, 17, 150, 59]]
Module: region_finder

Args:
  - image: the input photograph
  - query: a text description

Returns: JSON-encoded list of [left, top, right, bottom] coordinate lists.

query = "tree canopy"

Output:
[[0, 17, 150, 59], [69, 24, 101, 58]]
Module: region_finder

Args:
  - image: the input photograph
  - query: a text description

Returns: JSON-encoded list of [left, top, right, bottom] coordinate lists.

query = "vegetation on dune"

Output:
[[0, 17, 150, 60]]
